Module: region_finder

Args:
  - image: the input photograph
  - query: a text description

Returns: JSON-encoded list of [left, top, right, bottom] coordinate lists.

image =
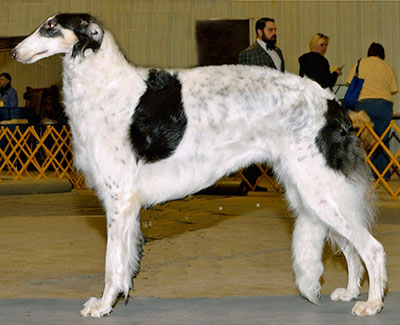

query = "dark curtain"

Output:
[[196, 19, 250, 66]]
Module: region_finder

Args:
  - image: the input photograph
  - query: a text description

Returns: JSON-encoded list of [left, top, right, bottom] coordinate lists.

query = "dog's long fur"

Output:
[[12, 14, 386, 317]]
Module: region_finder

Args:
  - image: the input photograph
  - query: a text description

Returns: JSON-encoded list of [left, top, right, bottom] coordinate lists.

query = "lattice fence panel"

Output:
[[1, 122, 400, 197], [0, 125, 85, 188]]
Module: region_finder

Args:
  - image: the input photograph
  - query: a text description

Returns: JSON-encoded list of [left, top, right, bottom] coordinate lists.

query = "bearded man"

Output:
[[238, 17, 285, 191], [239, 17, 285, 72]]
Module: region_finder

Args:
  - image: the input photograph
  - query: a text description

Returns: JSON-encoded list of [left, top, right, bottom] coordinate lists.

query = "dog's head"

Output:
[[11, 13, 104, 63]]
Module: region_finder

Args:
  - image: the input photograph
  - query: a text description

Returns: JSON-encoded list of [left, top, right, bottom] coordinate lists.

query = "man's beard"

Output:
[[262, 32, 277, 49]]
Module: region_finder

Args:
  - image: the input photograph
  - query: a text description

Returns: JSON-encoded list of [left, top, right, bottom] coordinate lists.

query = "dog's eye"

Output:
[[45, 20, 58, 30]]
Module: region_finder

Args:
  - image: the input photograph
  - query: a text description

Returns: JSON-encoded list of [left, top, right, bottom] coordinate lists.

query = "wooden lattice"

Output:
[[358, 121, 400, 198], [0, 123, 400, 197], [0, 125, 85, 188]]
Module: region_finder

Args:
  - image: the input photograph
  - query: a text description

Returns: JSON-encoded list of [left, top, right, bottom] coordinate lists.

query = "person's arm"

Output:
[[346, 64, 357, 85], [9, 88, 18, 107], [238, 50, 253, 65], [326, 69, 341, 89], [319, 57, 341, 89], [299, 57, 305, 77], [389, 68, 399, 95]]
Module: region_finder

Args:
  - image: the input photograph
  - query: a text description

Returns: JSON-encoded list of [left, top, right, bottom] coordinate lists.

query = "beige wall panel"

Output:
[[128, 32, 152, 67], [279, 1, 302, 76], [360, 1, 382, 47], [246, 1, 269, 21], [382, 1, 400, 76], [297, 1, 320, 50], [211, 1, 231, 18], [230, 2, 249, 18], [341, 1, 362, 72], [132, 0, 157, 11]]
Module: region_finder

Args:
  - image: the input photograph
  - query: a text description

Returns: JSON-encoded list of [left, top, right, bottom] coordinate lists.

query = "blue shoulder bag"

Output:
[[344, 59, 364, 108]]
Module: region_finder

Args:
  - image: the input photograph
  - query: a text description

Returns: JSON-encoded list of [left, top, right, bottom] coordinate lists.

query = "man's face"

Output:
[[0, 76, 9, 88], [259, 21, 277, 44]]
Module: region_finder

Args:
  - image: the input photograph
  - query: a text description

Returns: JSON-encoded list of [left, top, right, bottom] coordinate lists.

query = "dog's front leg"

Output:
[[81, 192, 144, 317]]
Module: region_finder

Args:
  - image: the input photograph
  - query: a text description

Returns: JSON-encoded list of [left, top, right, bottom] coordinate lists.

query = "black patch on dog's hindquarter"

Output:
[[130, 69, 187, 163], [316, 100, 365, 177]]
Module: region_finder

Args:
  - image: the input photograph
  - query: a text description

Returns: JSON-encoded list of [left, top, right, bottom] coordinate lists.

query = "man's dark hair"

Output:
[[367, 42, 385, 60], [0, 72, 11, 82], [255, 17, 275, 33]]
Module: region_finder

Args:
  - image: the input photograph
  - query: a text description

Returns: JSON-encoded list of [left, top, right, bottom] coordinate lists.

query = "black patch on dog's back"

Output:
[[316, 100, 365, 177], [130, 69, 187, 163]]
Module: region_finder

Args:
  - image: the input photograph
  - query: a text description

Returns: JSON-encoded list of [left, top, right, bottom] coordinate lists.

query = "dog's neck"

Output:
[[62, 31, 144, 94], [63, 31, 126, 69], [61, 30, 147, 117]]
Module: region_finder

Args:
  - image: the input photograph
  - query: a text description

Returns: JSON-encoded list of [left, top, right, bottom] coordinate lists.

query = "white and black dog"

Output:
[[12, 14, 386, 317]]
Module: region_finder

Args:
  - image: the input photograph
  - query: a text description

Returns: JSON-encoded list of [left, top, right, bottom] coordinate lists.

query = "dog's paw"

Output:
[[351, 300, 383, 316], [80, 297, 112, 318], [297, 283, 321, 304], [330, 288, 359, 302]]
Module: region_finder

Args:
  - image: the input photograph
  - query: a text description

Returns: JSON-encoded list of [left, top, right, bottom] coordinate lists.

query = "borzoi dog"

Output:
[[12, 14, 386, 317]]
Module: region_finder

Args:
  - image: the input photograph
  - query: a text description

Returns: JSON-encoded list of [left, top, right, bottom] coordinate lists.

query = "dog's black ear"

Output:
[[78, 16, 103, 43], [72, 15, 104, 58]]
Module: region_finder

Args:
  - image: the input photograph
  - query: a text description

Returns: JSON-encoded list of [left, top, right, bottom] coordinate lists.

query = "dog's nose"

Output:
[[10, 49, 17, 59]]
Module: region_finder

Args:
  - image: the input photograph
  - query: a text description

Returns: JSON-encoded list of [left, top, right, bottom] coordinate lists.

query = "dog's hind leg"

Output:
[[293, 177, 386, 316], [349, 231, 386, 316], [330, 239, 364, 302], [286, 187, 327, 303], [81, 191, 144, 317], [292, 214, 327, 303]]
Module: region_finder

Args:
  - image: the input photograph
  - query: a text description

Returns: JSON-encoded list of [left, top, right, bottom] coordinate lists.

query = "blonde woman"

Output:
[[299, 33, 342, 89]]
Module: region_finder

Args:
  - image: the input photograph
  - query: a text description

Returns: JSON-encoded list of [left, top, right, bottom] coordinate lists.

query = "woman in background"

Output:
[[0, 72, 18, 107], [346, 42, 398, 179], [299, 33, 342, 89]]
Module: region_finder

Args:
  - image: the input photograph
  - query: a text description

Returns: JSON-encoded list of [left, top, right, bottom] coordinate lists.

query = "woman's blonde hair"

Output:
[[309, 33, 329, 51]]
